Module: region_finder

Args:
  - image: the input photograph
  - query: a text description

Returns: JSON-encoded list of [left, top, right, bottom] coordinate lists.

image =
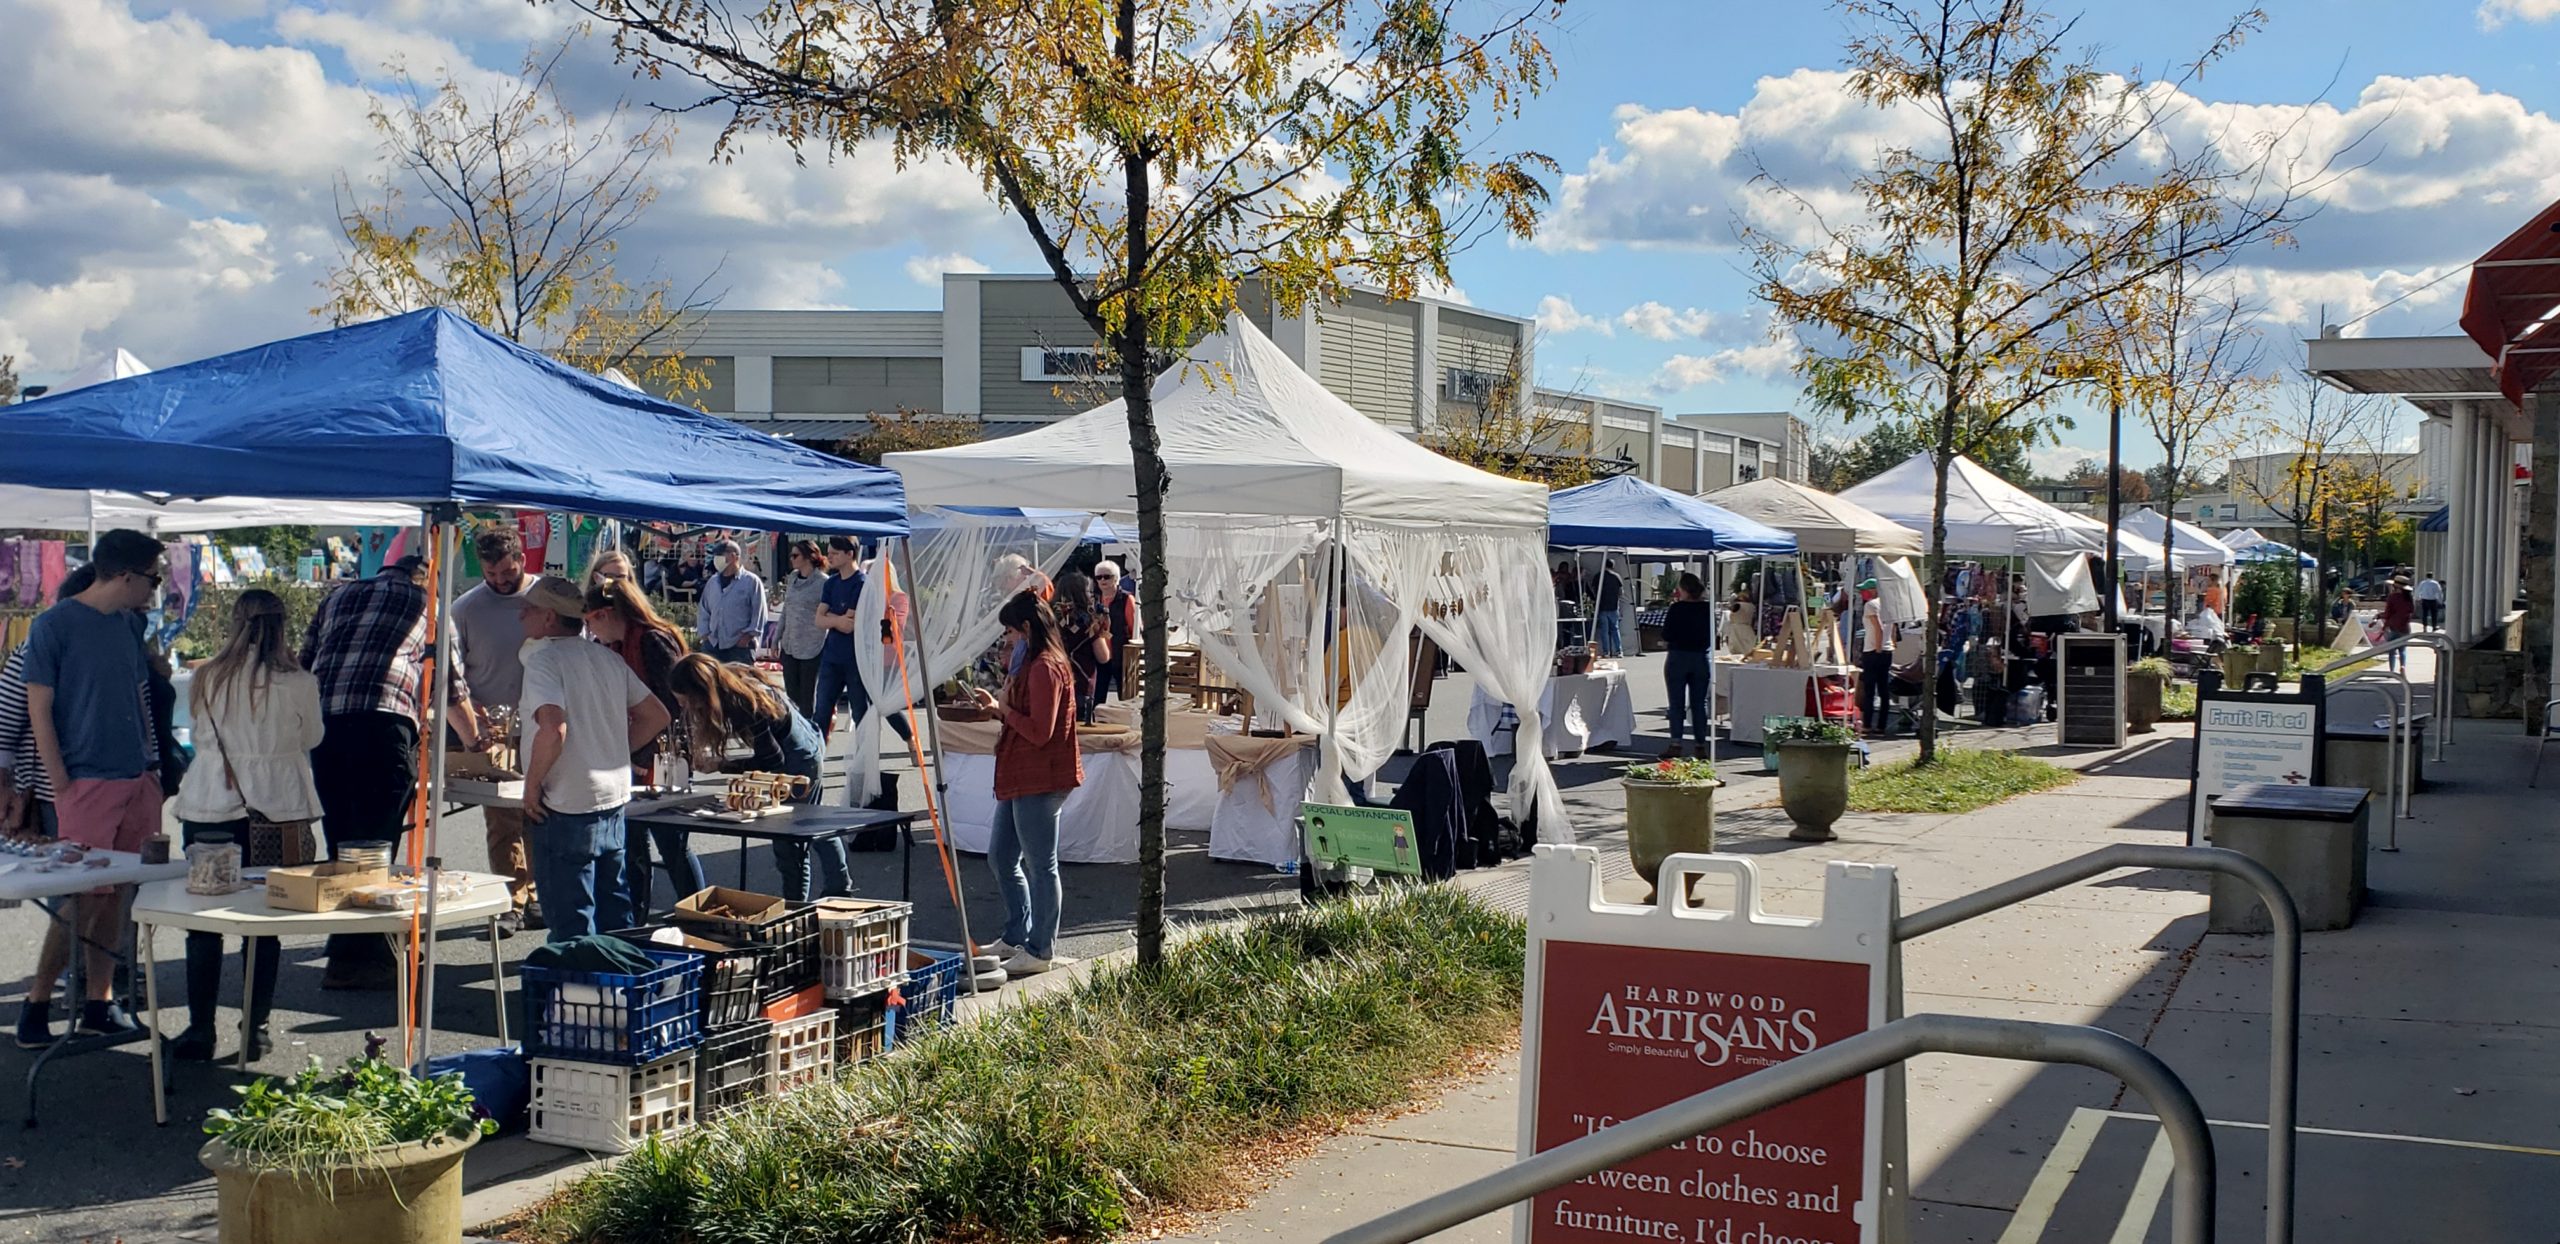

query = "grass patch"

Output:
[[2286, 645, 2374, 679], [1848, 747, 2077, 813], [2161, 682, 2197, 722], [528, 886, 1525, 1244]]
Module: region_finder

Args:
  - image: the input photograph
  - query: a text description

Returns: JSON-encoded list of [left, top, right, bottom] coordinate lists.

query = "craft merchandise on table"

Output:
[[938, 699, 1247, 864], [130, 869, 517, 1126]]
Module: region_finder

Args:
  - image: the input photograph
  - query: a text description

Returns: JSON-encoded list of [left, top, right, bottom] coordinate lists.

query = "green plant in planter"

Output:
[[1623, 756, 1719, 785], [2128, 656, 2174, 680], [205, 1035, 492, 1188], [1764, 719, 1855, 747], [2125, 656, 2174, 733]]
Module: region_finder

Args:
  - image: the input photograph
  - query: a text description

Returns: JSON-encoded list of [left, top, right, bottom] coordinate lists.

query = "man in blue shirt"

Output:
[[694, 540, 767, 665], [812, 537, 913, 744], [17, 530, 162, 1046]]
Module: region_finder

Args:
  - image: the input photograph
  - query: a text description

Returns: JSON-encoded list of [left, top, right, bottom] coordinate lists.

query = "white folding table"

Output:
[[131, 871, 515, 1125], [0, 850, 189, 1126]]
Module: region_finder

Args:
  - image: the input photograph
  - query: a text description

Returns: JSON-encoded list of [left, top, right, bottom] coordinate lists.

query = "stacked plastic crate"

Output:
[[681, 889, 837, 1107], [817, 898, 911, 1069], [521, 945, 707, 1154]]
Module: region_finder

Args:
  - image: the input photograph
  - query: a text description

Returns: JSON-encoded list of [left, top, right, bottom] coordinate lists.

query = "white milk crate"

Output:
[[766, 1008, 839, 1095], [817, 898, 912, 1001], [528, 1050, 697, 1154]]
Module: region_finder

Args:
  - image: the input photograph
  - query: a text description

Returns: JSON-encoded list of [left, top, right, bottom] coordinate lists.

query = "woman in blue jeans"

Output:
[[584, 581, 707, 915], [1659, 573, 1716, 758], [665, 654, 835, 898], [970, 591, 1083, 975]]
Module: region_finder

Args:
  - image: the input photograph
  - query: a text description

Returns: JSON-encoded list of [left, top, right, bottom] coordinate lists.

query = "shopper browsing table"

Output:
[[666, 654, 836, 898], [168, 589, 322, 1062], [777, 540, 828, 717], [582, 579, 705, 916], [449, 527, 540, 935], [16, 531, 163, 1046], [302, 555, 481, 990], [694, 540, 767, 665], [1660, 573, 1714, 758], [516, 577, 670, 943], [971, 591, 1083, 977], [1092, 559, 1137, 704]]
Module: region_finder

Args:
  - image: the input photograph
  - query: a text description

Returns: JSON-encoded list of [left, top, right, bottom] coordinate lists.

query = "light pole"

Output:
[[2105, 393, 2123, 631]]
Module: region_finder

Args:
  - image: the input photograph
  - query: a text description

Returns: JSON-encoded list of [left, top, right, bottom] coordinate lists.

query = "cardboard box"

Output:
[[265, 861, 390, 912], [671, 886, 787, 928]]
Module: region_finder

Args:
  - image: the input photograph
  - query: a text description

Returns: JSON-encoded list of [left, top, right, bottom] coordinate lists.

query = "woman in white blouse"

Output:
[[170, 590, 324, 1062]]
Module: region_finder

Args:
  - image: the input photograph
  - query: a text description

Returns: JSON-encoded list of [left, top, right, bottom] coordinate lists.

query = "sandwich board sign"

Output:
[[2187, 672, 2326, 844], [1519, 847, 1898, 1244], [1300, 803, 1422, 876]]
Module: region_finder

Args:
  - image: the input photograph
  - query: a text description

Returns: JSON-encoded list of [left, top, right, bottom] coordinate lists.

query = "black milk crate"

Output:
[[833, 990, 895, 1068], [695, 1018, 774, 1119], [613, 927, 765, 1031], [685, 901, 821, 1003]]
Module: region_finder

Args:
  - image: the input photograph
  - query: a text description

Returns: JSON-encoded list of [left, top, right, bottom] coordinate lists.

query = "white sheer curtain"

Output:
[[1160, 515, 1329, 733], [1347, 519, 1570, 840], [845, 509, 1086, 805]]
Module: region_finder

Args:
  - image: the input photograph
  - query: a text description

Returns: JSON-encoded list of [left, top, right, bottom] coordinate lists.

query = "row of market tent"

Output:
[[0, 304, 2311, 1064]]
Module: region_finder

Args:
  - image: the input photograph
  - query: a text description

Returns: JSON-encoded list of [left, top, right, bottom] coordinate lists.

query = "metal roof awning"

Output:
[[2460, 197, 2560, 406], [2301, 333, 2525, 439]]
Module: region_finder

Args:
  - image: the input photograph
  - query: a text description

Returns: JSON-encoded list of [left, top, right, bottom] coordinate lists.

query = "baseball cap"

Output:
[[525, 576, 586, 620], [1857, 577, 1880, 591], [709, 539, 741, 558]]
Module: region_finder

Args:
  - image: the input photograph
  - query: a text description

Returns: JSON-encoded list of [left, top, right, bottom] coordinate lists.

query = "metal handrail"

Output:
[[1321, 1015, 2217, 1244], [2328, 675, 2411, 837], [1898, 843, 2299, 1244], [2309, 633, 2448, 765]]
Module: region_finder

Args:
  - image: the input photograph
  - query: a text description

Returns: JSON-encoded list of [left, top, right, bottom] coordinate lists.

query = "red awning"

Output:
[[2461, 197, 2560, 406]]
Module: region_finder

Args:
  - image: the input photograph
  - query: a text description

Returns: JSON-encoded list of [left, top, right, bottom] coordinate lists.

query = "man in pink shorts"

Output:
[[17, 530, 165, 1048]]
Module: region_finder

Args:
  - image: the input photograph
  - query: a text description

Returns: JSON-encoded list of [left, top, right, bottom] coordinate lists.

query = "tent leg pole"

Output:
[[892, 537, 979, 969], [416, 511, 457, 1073]]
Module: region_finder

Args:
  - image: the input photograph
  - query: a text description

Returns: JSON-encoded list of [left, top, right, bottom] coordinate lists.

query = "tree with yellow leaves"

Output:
[[1748, 0, 2331, 762], [320, 43, 719, 403], [577, 0, 1563, 962]]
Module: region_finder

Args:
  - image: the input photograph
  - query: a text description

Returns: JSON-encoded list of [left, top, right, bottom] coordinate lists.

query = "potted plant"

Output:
[[200, 1036, 495, 1244], [1621, 756, 1720, 901], [2126, 657, 2173, 733], [1767, 719, 1856, 842]]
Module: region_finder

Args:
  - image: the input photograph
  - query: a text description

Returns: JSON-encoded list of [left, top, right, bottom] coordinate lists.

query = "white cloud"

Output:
[[1534, 295, 1612, 336], [1617, 300, 1741, 342], [2027, 445, 2088, 480], [2479, 0, 2560, 28], [1648, 335, 1801, 393], [905, 252, 991, 286]]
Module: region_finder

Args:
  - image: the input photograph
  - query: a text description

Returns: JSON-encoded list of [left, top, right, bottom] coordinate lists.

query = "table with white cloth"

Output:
[[1092, 699, 1242, 832], [0, 850, 189, 1126], [1466, 667, 1636, 758], [1722, 661, 1856, 744], [1204, 733, 1321, 867], [131, 870, 516, 1125]]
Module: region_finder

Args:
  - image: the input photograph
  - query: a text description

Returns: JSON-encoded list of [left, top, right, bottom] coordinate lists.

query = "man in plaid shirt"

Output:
[[300, 555, 483, 990]]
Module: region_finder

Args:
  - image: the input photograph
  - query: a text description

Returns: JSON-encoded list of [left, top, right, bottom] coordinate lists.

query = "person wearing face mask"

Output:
[[695, 540, 768, 665], [15, 531, 164, 1046], [450, 527, 541, 935], [1091, 559, 1137, 706]]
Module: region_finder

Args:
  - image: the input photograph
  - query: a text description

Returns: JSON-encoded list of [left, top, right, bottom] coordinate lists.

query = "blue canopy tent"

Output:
[[0, 308, 928, 1066], [1547, 474, 1799, 555], [0, 307, 906, 534]]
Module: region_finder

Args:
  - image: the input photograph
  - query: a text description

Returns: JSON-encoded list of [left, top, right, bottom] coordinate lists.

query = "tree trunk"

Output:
[[1921, 434, 1954, 765], [1114, 0, 1168, 968]]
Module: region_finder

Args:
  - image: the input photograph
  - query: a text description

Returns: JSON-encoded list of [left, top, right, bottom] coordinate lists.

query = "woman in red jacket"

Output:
[[972, 591, 1083, 975]]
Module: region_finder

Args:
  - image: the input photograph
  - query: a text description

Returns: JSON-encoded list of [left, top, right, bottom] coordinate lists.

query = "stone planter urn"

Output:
[[2256, 643, 2288, 678], [1776, 741, 1854, 842], [2126, 668, 2169, 734], [2218, 646, 2258, 688], [201, 1132, 479, 1244], [1622, 768, 1720, 901]]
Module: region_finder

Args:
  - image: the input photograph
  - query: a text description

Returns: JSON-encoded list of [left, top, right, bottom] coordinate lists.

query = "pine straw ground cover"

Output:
[[524, 886, 1525, 1244]]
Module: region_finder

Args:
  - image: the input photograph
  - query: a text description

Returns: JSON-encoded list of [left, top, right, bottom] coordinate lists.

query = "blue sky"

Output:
[[5, 0, 2558, 472]]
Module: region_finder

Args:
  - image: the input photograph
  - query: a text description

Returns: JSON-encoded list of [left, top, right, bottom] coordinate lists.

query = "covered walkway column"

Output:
[[2448, 401, 2477, 642], [2528, 389, 2557, 696], [2499, 425, 2521, 628]]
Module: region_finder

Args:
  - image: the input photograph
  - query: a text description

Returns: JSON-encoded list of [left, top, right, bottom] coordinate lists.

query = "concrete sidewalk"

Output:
[[1166, 718, 2560, 1244]]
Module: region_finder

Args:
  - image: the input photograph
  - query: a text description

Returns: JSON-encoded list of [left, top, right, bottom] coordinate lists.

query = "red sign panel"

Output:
[[1529, 939, 1872, 1244]]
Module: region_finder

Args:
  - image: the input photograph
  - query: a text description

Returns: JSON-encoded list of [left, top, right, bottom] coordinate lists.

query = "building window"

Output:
[[1442, 365, 1507, 405], [1020, 346, 1116, 382]]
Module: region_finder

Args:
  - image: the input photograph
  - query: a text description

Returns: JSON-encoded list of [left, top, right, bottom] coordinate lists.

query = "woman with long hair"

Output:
[[169, 589, 323, 1061], [583, 549, 636, 595], [664, 653, 838, 899], [584, 579, 705, 915], [971, 591, 1081, 975], [776, 539, 828, 718]]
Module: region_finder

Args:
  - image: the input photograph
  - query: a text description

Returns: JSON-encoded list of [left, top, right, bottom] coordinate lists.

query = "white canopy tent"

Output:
[[889, 314, 1569, 837], [1839, 452, 2103, 557], [0, 487, 423, 534], [1699, 476, 1924, 557], [2120, 507, 2234, 567], [56, 347, 152, 393], [2059, 512, 2175, 573]]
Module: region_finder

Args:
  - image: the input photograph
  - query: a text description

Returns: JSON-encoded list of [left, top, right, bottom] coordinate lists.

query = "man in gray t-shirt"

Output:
[[450, 527, 539, 931]]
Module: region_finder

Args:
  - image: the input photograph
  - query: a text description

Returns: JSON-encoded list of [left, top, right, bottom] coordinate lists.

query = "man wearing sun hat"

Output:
[[514, 576, 671, 943]]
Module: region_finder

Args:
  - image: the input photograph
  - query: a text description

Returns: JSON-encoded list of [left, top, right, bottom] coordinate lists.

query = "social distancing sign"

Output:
[[1519, 848, 1898, 1244]]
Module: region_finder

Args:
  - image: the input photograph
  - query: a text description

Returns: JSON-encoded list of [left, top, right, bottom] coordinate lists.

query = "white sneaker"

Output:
[[1000, 948, 1055, 976]]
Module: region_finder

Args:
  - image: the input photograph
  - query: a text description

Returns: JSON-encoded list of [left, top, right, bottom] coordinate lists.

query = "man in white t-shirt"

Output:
[[2414, 573, 2445, 632], [515, 577, 670, 943]]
